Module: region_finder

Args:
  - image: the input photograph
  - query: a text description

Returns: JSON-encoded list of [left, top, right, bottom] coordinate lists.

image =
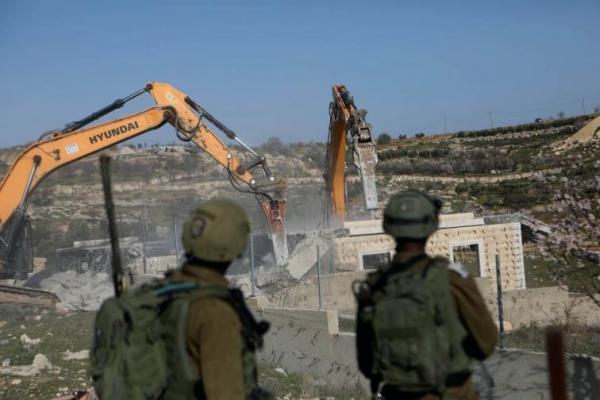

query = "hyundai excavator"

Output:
[[0, 82, 288, 287], [324, 84, 378, 227]]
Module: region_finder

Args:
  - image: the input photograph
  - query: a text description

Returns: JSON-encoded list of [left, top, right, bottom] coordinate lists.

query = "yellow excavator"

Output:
[[324, 84, 379, 227], [0, 82, 288, 281]]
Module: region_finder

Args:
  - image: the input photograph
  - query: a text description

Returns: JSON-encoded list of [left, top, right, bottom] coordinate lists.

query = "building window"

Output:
[[451, 244, 481, 277], [361, 252, 391, 270]]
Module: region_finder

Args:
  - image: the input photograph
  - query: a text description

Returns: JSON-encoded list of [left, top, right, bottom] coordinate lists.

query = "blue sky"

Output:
[[1, 0, 599, 147]]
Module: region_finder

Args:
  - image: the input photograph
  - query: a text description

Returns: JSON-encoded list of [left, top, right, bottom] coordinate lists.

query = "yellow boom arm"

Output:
[[325, 84, 378, 227], [0, 82, 288, 277]]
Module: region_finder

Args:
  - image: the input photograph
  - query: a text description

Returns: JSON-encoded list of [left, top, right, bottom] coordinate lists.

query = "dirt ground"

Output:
[[0, 304, 365, 400]]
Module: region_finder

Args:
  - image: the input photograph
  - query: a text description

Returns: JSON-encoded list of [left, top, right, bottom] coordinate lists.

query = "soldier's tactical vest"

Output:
[[355, 256, 471, 395], [89, 279, 270, 400]]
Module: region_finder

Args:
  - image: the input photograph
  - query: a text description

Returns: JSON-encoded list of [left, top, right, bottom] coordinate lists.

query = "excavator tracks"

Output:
[[0, 285, 60, 308]]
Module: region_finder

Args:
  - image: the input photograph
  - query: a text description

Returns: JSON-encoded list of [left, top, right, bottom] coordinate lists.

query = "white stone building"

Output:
[[333, 213, 526, 290]]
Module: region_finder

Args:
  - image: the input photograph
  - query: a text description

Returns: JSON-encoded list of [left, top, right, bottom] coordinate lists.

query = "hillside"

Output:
[[0, 116, 598, 293]]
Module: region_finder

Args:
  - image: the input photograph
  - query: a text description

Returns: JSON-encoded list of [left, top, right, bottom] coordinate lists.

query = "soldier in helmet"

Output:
[[169, 199, 271, 400], [353, 190, 497, 400], [91, 198, 270, 400]]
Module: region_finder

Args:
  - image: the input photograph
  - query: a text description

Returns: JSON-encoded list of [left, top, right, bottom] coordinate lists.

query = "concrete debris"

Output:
[[285, 234, 330, 280], [20, 333, 41, 348], [274, 367, 287, 377], [10, 378, 22, 385], [228, 274, 264, 297], [62, 350, 89, 361], [0, 353, 55, 377], [2, 358, 10, 367], [39, 270, 113, 311]]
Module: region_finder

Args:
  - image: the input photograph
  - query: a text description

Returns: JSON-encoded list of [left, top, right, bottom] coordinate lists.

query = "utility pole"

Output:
[[495, 255, 505, 349], [141, 203, 148, 274], [250, 234, 256, 297], [488, 112, 494, 129], [172, 219, 179, 265], [582, 98, 586, 115], [316, 244, 323, 310]]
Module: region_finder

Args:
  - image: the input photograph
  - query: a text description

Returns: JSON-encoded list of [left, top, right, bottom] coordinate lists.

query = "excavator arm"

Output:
[[148, 82, 288, 266], [0, 107, 171, 225], [324, 84, 378, 227], [0, 82, 288, 278]]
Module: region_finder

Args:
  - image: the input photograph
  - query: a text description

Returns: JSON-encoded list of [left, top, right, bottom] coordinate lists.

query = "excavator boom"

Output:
[[325, 84, 379, 227], [0, 82, 289, 278], [0, 108, 171, 225]]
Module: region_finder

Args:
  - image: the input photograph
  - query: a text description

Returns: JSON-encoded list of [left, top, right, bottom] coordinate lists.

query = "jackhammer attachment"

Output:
[[260, 199, 289, 267], [353, 139, 379, 210]]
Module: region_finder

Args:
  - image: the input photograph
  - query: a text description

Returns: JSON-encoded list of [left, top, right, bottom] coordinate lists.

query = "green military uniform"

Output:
[[355, 191, 498, 400], [170, 264, 246, 400], [91, 199, 270, 400]]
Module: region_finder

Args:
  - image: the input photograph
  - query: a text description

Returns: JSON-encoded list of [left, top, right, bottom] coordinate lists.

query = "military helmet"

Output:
[[182, 199, 250, 262], [383, 190, 443, 239]]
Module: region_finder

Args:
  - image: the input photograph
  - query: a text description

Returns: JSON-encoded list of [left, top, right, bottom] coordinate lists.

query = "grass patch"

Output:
[[506, 324, 600, 357], [0, 304, 366, 399], [0, 304, 95, 400], [524, 255, 557, 288], [339, 317, 356, 333], [259, 364, 367, 399]]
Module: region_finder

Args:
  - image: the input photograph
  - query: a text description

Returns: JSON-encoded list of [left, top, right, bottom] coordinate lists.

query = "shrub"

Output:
[[377, 133, 392, 145]]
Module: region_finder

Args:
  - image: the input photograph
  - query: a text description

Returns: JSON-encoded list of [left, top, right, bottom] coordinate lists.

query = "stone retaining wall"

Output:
[[249, 299, 600, 399]]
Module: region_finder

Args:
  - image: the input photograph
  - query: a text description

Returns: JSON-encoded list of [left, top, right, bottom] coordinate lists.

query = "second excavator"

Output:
[[324, 84, 379, 227], [0, 82, 288, 279]]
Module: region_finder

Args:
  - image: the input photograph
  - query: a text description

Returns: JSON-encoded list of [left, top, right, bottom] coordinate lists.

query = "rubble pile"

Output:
[[38, 270, 113, 311]]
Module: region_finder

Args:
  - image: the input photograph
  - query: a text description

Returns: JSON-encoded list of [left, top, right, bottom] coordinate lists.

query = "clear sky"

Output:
[[1, 0, 599, 147]]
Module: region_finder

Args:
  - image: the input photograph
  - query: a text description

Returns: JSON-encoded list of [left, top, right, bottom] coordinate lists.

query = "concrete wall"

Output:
[[271, 275, 600, 329], [270, 271, 366, 311], [487, 286, 600, 329], [249, 300, 600, 399]]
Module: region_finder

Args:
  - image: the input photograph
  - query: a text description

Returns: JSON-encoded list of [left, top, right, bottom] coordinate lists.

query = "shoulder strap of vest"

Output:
[[420, 256, 449, 279], [371, 254, 434, 292], [227, 288, 270, 350], [156, 281, 270, 350]]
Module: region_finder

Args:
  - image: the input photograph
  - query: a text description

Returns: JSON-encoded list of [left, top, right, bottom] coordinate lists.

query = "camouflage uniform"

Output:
[[355, 191, 498, 400], [175, 199, 268, 400], [170, 264, 246, 400]]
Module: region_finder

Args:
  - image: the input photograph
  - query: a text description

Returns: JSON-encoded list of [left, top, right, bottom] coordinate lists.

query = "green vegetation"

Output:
[[0, 305, 367, 400], [452, 114, 593, 139], [454, 179, 551, 210], [0, 305, 95, 400], [260, 365, 367, 399], [506, 324, 600, 357], [376, 133, 392, 145], [379, 145, 450, 161], [523, 255, 557, 288]]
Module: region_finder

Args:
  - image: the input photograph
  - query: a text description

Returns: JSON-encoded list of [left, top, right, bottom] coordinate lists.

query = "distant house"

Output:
[[158, 144, 188, 153]]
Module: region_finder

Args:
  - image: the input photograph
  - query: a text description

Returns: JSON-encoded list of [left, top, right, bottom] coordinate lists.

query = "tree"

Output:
[[557, 111, 565, 119], [415, 133, 425, 138], [261, 137, 287, 155], [398, 134, 407, 140], [377, 133, 392, 145]]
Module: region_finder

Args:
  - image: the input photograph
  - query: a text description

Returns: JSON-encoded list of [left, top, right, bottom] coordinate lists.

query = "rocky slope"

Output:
[[0, 116, 598, 291]]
